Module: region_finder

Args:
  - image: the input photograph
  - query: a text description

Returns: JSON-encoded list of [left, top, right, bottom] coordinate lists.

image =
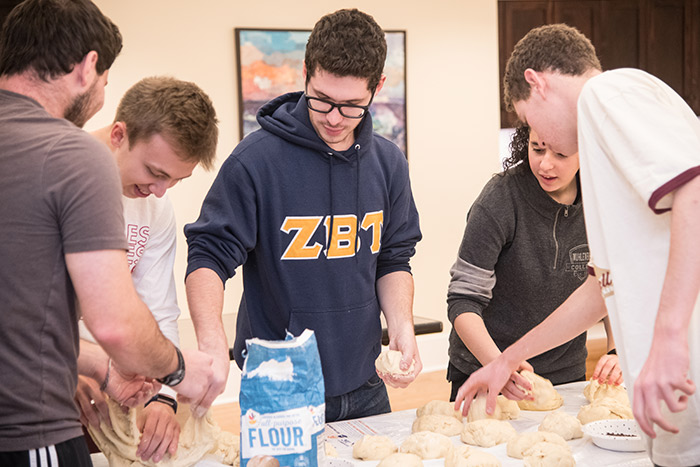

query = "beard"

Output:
[[64, 80, 100, 128]]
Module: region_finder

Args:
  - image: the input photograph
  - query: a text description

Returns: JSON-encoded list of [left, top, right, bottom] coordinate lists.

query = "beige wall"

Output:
[[88, 1, 501, 358]]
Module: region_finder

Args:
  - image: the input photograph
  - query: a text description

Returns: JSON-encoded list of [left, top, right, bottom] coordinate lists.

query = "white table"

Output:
[[325, 382, 653, 467]]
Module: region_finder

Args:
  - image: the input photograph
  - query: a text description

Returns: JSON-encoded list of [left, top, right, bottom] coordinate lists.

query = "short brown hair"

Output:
[[305, 8, 386, 91], [115, 76, 219, 171], [503, 24, 601, 111]]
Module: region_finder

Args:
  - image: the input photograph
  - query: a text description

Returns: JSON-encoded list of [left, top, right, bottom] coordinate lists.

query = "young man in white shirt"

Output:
[[77, 76, 218, 464], [454, 24, 700, 467]]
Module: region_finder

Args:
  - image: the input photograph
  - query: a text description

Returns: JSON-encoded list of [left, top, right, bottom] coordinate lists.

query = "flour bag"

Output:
[[240, 329, 325, 467]]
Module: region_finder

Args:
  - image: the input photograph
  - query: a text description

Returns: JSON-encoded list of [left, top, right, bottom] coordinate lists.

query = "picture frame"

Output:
[[235, 28, 408, 155]]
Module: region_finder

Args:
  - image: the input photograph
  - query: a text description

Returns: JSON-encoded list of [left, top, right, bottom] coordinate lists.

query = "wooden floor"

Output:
[[211, 338, 607, 435]]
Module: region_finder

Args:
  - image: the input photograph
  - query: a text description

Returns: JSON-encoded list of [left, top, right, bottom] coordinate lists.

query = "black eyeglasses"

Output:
[[304, 91, 375, 119]]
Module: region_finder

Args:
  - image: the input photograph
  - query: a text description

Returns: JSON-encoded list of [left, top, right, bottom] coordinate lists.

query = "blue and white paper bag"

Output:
[[240, 329, 325, 467]]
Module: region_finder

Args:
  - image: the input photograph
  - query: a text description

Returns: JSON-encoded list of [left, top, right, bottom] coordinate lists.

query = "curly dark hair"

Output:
[[0, 0, 122, 81], [502, 124, 531, 173], [503, 24, 601, 111], [305, 9, 386, 91]]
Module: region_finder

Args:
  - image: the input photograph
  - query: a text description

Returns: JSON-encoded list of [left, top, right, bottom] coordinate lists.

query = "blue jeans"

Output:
[[325, 373, 391, 422]]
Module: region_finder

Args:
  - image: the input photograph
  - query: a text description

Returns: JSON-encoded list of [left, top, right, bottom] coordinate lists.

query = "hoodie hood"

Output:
[[257, 91, 375, 159]]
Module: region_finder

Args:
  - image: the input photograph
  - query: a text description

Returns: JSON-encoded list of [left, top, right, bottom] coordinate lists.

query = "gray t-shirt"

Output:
[[0, 89, 127, 451]]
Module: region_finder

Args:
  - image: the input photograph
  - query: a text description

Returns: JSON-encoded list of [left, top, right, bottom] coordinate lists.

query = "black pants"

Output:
[[0, 436, 92, 467]]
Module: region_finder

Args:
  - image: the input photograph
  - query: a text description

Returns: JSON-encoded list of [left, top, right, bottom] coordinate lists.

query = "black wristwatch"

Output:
[[157, 346, 185, 387], [145, 394, 178, 414]]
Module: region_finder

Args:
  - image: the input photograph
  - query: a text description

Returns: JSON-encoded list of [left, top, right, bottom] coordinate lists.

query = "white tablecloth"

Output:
[[324, 382, 653, 467]]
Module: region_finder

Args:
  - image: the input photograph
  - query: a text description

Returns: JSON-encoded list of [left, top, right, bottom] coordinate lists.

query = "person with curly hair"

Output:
[[447, 124, 621, 401]]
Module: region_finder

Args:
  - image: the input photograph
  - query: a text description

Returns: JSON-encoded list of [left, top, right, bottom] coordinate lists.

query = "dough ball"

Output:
[[538, 411, 583, 440], [412, 414, 463, 436], [461, 419, 517, 447], [416, 400, 463, 421], [506, 431, 569, 459], [466, 394, 519, 422], [375, 350, 415, 376], [583, 378, 629, 404], [577, 396, 633, 425], [497, 396, 521, 420], [445, 444, 501, 467], [400, 431, 453, 459], [516, 371, 563, 411], [377, 452, 424, 467], [523, 441, 575, 467], [352, 435, 398, 460], [247, 456, 279, 467], [324, 441, 338, 457]]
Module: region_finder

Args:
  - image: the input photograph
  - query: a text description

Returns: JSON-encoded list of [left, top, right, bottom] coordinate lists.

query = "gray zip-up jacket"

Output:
[[447, 164, 589, 385]]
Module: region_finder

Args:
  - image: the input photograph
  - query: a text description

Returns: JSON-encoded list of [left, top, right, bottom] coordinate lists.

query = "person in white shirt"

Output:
[[76, 76, 218, 464], [454, 24, 700, 467]]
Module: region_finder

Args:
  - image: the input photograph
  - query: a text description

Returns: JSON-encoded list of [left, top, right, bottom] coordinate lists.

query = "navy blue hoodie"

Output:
[[185, 91, 422, 396]]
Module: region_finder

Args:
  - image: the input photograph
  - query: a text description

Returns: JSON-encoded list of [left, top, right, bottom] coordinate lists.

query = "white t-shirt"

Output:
[[123, 194, 181, 346], [578, 68, 700, 466]]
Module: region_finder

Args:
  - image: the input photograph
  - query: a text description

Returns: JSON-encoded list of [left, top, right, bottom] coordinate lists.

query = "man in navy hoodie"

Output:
[[184, 8, 423, 422]]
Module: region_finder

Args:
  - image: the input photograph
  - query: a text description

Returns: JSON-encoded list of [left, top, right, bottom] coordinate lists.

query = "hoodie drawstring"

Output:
[[328, 154, 334, 255], [326, 144, 362, 261]]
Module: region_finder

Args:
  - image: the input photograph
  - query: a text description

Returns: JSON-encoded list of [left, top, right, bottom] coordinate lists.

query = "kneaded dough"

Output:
[[416, 400, 463, 421], [325, 441, 338, 457], [583, 378, 629, 404], [412, 414, 463, 436], [523, 441, 575, 467], [538, 411, 583, 440], [466, 394, 520, 422], [377, 452, 424, 467], [352, 435, 398, 460], [506, 431, 569, 459], [375, 350, 415, 376], [461, 419, 517, 447], [516, 371, 563, 411], [88, 397, 239, 467], [400, 431, 453, 459], [445, 444, 501, 467], [577, 396, 633, 425]]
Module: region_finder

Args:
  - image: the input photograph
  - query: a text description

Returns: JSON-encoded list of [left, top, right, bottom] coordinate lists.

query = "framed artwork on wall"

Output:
[[235, 28, 408, 156]]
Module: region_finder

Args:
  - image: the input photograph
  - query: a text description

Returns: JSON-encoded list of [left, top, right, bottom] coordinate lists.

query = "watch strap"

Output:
[[157, 346, 185, 387]]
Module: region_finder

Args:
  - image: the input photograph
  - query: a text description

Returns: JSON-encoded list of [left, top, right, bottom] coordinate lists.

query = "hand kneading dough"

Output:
[[375, 350, 415, 376], [523, 441, 575, 467], [352, 435, 398, 460], [583, 378, 630, 404], [412, 414, 463, 436], [516, 371, 563, 411], [445, 444, 501, 467], [461, 419, 517, 447], [466, 394, 520, 422], [416, 400, 463, 421], [400, 431, 453, 459], [506, 431, 569, 459], [88, 397, 239, 467], [577, 396, 633, 425], [377, 452, 424, 467], [538, 411, 583, 440]]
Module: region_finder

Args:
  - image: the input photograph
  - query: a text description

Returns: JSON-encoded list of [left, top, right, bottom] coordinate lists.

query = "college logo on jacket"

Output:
[[280, 211, 383, 260]]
